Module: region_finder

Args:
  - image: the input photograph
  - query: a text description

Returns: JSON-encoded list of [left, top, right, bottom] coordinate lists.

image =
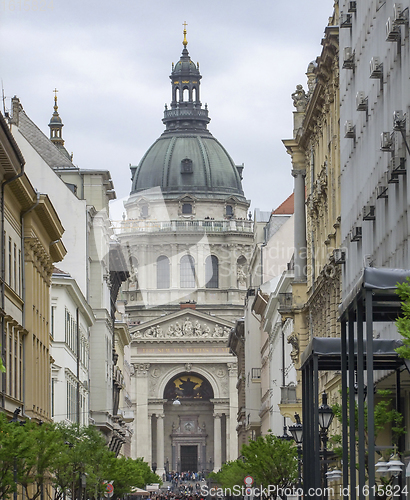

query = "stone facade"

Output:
[[282, 10, 341, 405]]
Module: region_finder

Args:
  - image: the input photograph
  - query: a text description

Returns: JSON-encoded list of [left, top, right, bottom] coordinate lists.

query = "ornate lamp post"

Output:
[[288, 413, 303, 495], [318, 392, 334, 499]]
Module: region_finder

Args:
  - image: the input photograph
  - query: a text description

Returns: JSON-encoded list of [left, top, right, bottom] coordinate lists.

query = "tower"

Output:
[[118, 27, 252, 473], [48, 89, 71, 159]]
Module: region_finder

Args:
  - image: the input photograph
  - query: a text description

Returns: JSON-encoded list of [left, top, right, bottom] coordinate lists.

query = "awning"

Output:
[[300, 336, 404, 371], [339, 267, 410, 321]]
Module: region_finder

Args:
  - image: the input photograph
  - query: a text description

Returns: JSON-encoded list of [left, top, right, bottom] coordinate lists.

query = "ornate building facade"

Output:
[[282, 10, 340, 407], [117, 29, 253, 473]]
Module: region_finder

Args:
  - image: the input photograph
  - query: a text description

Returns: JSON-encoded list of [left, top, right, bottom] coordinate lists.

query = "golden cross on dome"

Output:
[[183, 21, 188, 46], [53, 88, 58, 102]]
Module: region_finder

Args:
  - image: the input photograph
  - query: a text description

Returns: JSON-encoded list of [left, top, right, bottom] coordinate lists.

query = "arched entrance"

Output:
[[161, 372, 215, 473]]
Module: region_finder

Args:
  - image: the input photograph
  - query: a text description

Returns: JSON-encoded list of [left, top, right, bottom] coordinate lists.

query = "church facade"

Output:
[[117, 28, 252, 474]]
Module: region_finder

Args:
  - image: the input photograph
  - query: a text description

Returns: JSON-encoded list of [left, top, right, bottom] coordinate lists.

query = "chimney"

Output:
[[10, 96, 21, 126]]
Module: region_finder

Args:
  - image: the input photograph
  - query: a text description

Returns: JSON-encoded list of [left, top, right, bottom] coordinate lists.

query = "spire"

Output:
[[49, 88, 64, 146], [162, 26, 211, 135], [183, 21, 188, 47], [48, 89, 72, 160]]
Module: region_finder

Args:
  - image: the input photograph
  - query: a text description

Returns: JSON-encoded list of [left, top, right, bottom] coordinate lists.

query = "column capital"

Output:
[[156, 413, 165, 419], [213, 413, 222, 419], [291, 169, 306, 178], [227, 362, 237, 376], [132, 363, 150, 376]]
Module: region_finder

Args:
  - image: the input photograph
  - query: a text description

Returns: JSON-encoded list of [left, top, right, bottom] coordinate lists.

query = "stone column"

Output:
[[171, 244, 178, 288], [227, 362, 238, 461], [156, 414, 165, 476], [131, 364, 150, 460], [213, 413, 222, 471]]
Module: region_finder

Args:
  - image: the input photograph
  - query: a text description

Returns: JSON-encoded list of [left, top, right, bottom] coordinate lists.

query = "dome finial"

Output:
[[53, 87, 59, 113], [182, 21, 188, 47]]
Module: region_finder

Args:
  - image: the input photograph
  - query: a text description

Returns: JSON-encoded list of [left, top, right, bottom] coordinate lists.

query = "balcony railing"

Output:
[[113, 219, 254, 234], [278, 292, 293, 311], [251, 368, 261, 379]]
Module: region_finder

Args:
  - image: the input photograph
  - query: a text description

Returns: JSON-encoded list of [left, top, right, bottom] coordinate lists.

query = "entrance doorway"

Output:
[[180, 445, 198, 472]]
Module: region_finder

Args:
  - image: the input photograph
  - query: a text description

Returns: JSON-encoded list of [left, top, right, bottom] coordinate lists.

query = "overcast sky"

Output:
[[1, 0, 334, 219]]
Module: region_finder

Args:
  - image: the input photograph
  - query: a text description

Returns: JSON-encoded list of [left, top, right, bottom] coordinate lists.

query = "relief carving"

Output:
[[131, 320, 231, 340]]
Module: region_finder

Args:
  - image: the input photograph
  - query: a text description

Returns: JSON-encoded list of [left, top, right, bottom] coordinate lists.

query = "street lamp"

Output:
[[318, 392, 334, 499], [278, 425, 293, 441], [288, 413, 303, 495]]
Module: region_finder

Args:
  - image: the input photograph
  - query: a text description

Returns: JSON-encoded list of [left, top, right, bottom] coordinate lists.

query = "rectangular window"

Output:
[[13, 244, 17, 292], [14, 339, 17, 398], [18, 250, 21, 296], [8, 237, 12, 286], [51, 306, 56, 339], [8, 334, 12, 395]]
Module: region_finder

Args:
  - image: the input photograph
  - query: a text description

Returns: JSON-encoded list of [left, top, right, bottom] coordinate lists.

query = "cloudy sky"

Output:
[[1, 0, 334, 219]]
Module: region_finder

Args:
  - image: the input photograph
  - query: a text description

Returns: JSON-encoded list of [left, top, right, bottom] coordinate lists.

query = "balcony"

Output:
[[278, 293, 293, 312], [251, 368, 261, 380], [114, 219, 254, 235]]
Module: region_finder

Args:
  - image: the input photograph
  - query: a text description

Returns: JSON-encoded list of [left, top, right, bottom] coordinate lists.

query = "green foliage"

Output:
[[0, 416, 156, 500], [108, 457, 161, 499], [330, 389, 405, 463], [395, 277, 410, 359], [209, 459, 247, 489], [210, 433, 297, 499], [0, 347, 5, 372]]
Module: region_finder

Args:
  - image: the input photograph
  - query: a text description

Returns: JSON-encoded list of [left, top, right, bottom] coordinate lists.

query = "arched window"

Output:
[[180, 255, 196, 288], [182, 87, 189, 101], [192, 87, 197, 102], [157, 255, 170, 289], [205, 255, 219, 288]]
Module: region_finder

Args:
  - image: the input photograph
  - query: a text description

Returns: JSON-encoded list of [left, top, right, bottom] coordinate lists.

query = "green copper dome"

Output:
[[130, 35, 245, 201]]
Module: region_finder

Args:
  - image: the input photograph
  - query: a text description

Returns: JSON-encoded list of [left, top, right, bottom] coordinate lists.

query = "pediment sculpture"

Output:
[[131, 318, 231, 339]]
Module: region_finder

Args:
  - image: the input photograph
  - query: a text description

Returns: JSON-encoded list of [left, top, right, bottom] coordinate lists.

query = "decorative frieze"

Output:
[[131, 319, 231, 340]]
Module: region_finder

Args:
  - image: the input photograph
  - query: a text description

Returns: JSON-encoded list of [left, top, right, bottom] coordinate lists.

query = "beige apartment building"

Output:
[[0, 111, 66, 422], [281, 10, 341, 414]]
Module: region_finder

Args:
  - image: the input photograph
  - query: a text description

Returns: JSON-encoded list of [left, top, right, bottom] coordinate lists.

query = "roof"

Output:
[[339, 267, 410, 320], [131, 133, 246, 201], [272, 192, 294, 215], [300, 336, 404, 371], [0, 111, 25, 168], [17, 110, 75, 170]]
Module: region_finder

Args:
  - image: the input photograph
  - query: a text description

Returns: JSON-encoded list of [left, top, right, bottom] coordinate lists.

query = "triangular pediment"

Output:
[[178, 193, 197, 202], [130, 308, 234, 343]]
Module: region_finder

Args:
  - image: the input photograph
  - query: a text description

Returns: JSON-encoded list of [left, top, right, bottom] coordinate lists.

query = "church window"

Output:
[[205, 255, 219, 288], [182, 87, 189, 101], [157, 255, 170, 289], [182, 203, 192, 214], [226, 205, 233, 217], [181, 158, 193, 174], [140, 204, 149, 218], [180, 255, 196, 288], [192, 87, 197, 102]]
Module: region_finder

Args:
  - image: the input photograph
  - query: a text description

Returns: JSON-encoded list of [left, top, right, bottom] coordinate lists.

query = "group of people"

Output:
[[159, 471, 206, 499]]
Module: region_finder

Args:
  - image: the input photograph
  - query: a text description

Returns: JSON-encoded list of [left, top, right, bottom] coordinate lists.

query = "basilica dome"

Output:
[[130, 33, 246, 202]]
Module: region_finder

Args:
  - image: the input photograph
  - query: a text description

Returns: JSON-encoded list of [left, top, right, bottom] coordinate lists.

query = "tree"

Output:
[[331, 389, 404, 498], [210, 433, 298, 499], [208, 459, 247, 489], [395, 277, 410, 359], [109, 457, 161, 499]]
